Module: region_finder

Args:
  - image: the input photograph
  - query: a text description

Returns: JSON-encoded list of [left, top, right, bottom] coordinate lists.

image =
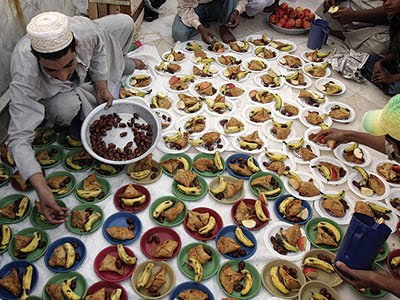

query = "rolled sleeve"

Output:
[[235, 0, 248, 15], [88, 32, 109, 82], [177, 0, 202, 29], [8, 73, 45, 181]]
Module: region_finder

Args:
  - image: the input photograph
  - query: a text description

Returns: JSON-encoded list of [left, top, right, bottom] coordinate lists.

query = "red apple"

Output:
[[277, 8, 285, 18], [303, 8, 311, 15], [169, 76, 179, 85], [297, 11, 305, 19], [283, 22, 293, 29], [280, 2, 289, 11], [288, 8, 297, 19], [276, 20, 285, 27], [306, 12, 315, 21], [279, 17, 287, 24], [284, 15, 289, 20], [295, 6, 304, 13], [294, 18, 303, 28], [287, 18, 295, 27], [303, 20, 311, 29], [269, 14, 279, 24]]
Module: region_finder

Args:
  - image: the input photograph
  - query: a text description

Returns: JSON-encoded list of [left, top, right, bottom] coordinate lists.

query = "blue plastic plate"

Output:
[[44, 237, 86, 273], [226, 154, 260, 180], [102, 212, 142, 245], [274, 194, 313, 225], [169, 281, 215, 300], [215, 225, 257, 260], [0, 261, 38, 300]]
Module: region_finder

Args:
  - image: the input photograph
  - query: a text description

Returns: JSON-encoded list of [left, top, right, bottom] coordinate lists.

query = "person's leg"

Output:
[[361, 54, 384, 82], [93, 14, 135, 56], [206, 0, 239, 43]]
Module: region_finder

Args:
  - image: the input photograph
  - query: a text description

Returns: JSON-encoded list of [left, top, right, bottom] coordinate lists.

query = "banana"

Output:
[[189, 139, 204, 147], [284, 138, 304, 150], [367, 201, 392, 214], [247, 155, 260, 173], [239, 140, 259, 150], [279, 196, 296, 214], [177, 156, 190, 170], [312, 292, 329, 300], [272, 119, 293, 130], [237, 71, 250, 80], [211, 176, 227, 194], [241, 269, 253, 295], [137, 262, 154, 288], [317, 50, 331, 58], [76, 189, 102, 199], [278, 232, 298, 252], [198, 216, 216, 235], [344, 143, 358, 153], [303, 257, 334, 273], [185, 102, 202, 113], [61, 277, 81, 300], [255, 200, 269, 222], [84, 212, 101, 232], [249, 107, 263, 117], [50, 187, 70, 196], [285, 71, 299, 81], [121, 195, 147, 206], [322, 190, 345, 200], [66, 156, 82, 170], [153, 200, 174, 218], [391, 256, 400, 268], [20, 232, 41, 253], [317, 222, 341, 242], [225, 126, 244, 134], [270, 266, 290, 295], [274, 94, 283, 110], [265, 148, 288, 162], [66, 135, 82, 147], [188, 257, 203, 283], [317, 164, 332, 181], [129, 170, 151, 180], [110, 288, 122, 300], [21, 265, 33, 297], [16, 196, 29, 218], [117, 244, 137, 265], [0, 224, 11, 249], [283, 171, 302, 183], [214, 151, 224, 171], [328, 6, 339, 13], [64, 242, 76, 269], [235, 226, 254, 247], [184, 116, 206, 129], [177, 184, 202, 195], [280, 45, 293, 52], [211, 102, 231, 111], [163, 130, 182, 143], [262, 187, 281, 196], [353, 166, 369, 186]]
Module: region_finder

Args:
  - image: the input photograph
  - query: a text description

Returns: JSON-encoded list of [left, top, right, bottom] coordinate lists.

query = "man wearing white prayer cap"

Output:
[[7, 12, 145, 224]]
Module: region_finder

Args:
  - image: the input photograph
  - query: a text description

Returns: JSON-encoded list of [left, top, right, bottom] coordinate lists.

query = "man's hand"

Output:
[[310, 128, 354, 148], [94, 80, 114, 109], [335, 261, 389, 289], [198, 25, 215, 44], [39, 190, 69, 224], [332, 7, 356, 24], [132, 58, 147, 70], [324, 0, 336, 11], [228, 10, 240, 29], [373, 65, 398, 84]]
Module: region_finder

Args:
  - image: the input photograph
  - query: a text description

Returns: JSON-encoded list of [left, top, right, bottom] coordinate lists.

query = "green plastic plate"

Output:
[[0, 194, 32, 224], [42, 271, 87, 300], [375, 242, 389, 263], [149, 196, 187, 227], [160, 153, 192, 177], [305, 217, 344, 252], [9, 227, 49, 262], [57, 131, 83, 150], [65, 204, 104, 235], [29, 200, 66, 230], [192, 153, 225, 178], [249, 172, 285, 201], [172, 176, 208, 201], [34, 145, 64, 169], [178, 242, 220, 281], [93, 161, 125, 178], [32, 127, 57, 148], [0, 163, 12, 187], [45, 171, 76, 199], [75, 176, 110, 204], [62, 149, 95, 172]]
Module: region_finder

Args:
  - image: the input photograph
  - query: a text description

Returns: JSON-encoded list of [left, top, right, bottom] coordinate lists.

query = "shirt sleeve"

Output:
[[177, 0, 202, 30], [88, 30, 109, 82], [235, 0, 248, 15], [8, 52, 45, 181]]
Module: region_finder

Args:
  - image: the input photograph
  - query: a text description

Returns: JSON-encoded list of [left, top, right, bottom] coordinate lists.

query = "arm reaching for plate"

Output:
[[335, 261, 400, 298], [310, 128, 386, 153], [30, 173, 69, 224]]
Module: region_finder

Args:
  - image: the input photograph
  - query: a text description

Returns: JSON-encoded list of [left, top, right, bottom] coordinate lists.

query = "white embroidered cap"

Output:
[[27, 12, 73, 53]]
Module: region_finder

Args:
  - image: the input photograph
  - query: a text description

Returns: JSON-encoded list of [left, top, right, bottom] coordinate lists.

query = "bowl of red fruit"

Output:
[[267, 3, 315, 35]]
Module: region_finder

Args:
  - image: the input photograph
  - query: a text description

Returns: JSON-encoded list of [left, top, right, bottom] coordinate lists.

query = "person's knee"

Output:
[[118, 13, 135, 34], [172, 15, 193, 42], [46, 94, 81, 127]]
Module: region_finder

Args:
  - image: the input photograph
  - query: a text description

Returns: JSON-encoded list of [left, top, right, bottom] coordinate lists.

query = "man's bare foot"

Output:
[[219, 25, 236, 43], [330, 29, 345, 41]]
